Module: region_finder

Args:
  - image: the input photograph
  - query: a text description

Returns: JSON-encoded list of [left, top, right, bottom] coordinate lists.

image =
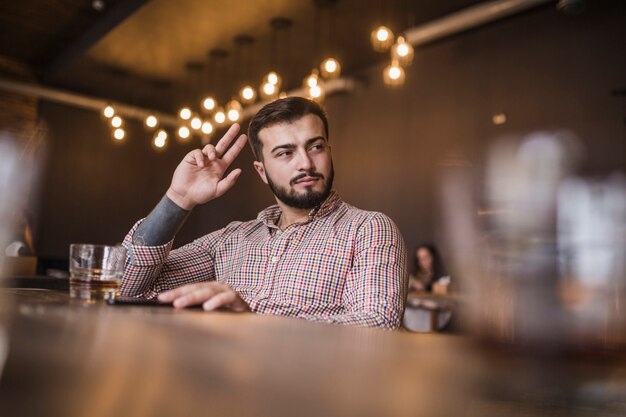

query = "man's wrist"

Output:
[[166, 187, 196, 211]]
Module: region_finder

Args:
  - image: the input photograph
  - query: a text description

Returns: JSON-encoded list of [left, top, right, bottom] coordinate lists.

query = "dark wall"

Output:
[[36, 1, 626, 260]]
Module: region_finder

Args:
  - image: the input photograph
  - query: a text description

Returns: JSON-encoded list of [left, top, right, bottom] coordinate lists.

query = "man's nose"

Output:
[[295, 149, 314, 171]]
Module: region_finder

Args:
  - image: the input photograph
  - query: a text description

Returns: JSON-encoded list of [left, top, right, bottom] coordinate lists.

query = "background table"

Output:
[[0, 289, 624, 417]]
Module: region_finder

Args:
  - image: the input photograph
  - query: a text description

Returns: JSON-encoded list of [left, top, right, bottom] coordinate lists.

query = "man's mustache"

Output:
[[290, 172, 324, 185]]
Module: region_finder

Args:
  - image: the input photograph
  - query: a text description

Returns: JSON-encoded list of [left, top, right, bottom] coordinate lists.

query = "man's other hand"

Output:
[[157, 282, 250, 312]]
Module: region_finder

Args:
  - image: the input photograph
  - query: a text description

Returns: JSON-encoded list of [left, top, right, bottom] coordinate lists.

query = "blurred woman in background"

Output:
[[408, 244, 446, 292]]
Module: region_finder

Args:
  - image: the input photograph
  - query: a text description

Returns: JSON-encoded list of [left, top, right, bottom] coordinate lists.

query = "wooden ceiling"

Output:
[[1, 0, 492, 109]]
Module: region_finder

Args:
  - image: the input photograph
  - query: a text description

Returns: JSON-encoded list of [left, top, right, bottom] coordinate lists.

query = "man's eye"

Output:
[[277, 151, 291, 157]]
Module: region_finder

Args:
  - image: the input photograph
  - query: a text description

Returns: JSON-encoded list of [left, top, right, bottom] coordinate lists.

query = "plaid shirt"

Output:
[[121, 192, 408, 329]]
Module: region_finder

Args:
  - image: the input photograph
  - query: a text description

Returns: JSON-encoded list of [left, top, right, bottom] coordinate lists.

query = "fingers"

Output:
[[202, 144, 217, 161], [184, 150, 206, 167], [202, 291, 237, 311], [214, 123, 241, 155], [215, 169, 242, 198], [158, 282, 210, 303], [221, 134, 248, 165], [157, 282, 249, 312]]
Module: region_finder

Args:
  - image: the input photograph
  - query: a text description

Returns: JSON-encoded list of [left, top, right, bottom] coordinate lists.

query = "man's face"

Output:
[[253, 114, 333, 210]]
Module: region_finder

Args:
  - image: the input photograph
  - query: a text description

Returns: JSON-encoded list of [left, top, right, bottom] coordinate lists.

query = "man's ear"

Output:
[[253, 161, 268, 185]]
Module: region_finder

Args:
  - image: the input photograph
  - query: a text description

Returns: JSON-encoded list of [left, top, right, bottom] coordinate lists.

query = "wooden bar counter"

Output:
[[0, 289, 624, 417]]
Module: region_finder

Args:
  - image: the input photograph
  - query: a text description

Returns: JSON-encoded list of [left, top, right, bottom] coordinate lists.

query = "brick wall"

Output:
[[0, 56, 40, 145]]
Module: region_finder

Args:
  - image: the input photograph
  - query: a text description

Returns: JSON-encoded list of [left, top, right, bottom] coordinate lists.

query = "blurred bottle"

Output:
[[439, 131, 625, 351]]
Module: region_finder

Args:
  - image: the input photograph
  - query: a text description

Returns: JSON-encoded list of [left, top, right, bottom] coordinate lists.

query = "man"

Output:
[[121, 97, 408, 329]]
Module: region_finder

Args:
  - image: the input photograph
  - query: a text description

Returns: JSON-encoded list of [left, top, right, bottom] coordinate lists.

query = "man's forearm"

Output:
[[133, 194, 191, 246]]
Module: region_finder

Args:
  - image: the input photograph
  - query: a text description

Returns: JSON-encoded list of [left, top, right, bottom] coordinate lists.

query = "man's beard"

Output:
[[265, 163, 334, 210]]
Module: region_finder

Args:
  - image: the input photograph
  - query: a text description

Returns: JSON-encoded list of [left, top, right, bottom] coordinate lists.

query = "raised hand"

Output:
[[166, 123, 248, 210]]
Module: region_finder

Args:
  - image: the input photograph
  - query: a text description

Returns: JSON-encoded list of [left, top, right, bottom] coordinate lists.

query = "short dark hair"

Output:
[[247, 97, 329, 161]]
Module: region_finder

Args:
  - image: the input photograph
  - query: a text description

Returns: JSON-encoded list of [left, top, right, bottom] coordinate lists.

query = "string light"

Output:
[[103, 105, 115, 118], [190, 116, 202, 130], [152, 129, 168, 150], [265, 71, 281, 87], [178, 107, 192, 120], [213, 108, 226, 125], [201, 121, 214, 135], [391, 36, 414, 66], [177, 126, 190, 140], [260, 82, 278, 100], [145, 115, 158, 129], [371, 25, 394, 52], [202, 97, 216, 112], [113, 128, 125, 141], [239, 85, 256, 104], [110, 116, 123, 128], [308, 77, 325, 102], [320, 57, 341, 79], [304, 69, 320, 89], [226, 100, 242, 122]]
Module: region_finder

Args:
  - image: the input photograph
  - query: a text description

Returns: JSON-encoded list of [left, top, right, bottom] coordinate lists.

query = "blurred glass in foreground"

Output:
[[440, 130, 626, 351]]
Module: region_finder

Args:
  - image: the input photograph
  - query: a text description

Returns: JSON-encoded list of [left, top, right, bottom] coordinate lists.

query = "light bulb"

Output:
[[391, 36, 414, 66], [190, 116, 202, 130], [201, 121, 214, 135], [261, 82, 277, 99], [265, 71, 281, 86], [304, 70, 320, 89], [320, 57, 341, 79], [154, 136, 166, 148], [156, 129, 168, 140], [177, 126, 190, 139], [225, 100, 243, 123], [110, 116, 123, 128], [371, 25, 394, 52], [309, 85, 322, 98], [202, 97, 216, 112], [145, 115, 158, 128], [103, 105, 115, 118], [214, 108, 226, 125], [308, 78, 325, 102], [383, 60, 406, 87], [179, 107, 192, 120], [113, 128, 125, 140], [240, 85, 256, 103], [153, 130, 168, 150]]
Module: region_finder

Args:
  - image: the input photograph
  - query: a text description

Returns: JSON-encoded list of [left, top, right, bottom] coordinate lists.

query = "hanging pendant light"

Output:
[[383, 59, 405, 87], [391, 36, 414, 66], [320, 57, 341, 79], [371, 25, 394, 52], [233, 34, 257, 105], [260, 68, 281, 100]]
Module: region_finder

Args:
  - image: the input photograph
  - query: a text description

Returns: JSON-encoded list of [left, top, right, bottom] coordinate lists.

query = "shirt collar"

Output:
[[257, 191, 342, 228]]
